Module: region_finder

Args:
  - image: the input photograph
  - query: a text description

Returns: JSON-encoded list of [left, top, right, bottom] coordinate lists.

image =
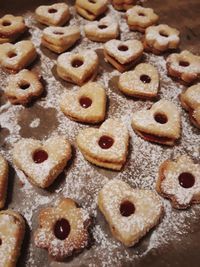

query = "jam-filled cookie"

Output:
[[0, 210, 25, 267], [180, 83, 200, 128], [42, 25, 81, 54], [98, 179, 163, 246], [118, 63, 159, 98], [60, 82, 107, 123], [166, 50, 200, 84], [131, 99, 181, 146], [144, 24, 180, 55], [156, 155, 200, 209], [4, 69, 44, 105], [111, 0, 136, 11], [126, 6, 159, 32], [13, 136, 72, 188], [77, 118, 129, 170], [57, 50, 98, 85], [76, 0, 108, 21], [0, 40, 37, 73], [104, 39, 143, 72], [34, 198, 91, 260], [35, 3, 70, 26], [0, 154, 8, 209], [0, 15, 27, 44], [84, 16, 119, 43]]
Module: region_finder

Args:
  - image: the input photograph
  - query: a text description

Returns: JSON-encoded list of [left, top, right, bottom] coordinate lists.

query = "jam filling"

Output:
[[19, 81, 30, 90], [88, 0, 96, 3], [7, 51, 17, 58], [98, 25, 108, 29], [48, 8, 57, 13], [0, 238, 2, 246], [138, 12, 145, 16], [71, 59, 84, 68], [98, 135, 114, 149], [178, 172, 195, 188], [120, 201, 135, 217], [154, 113, 168, 124], [159, 31, 169, 38], [139, 131, 173, 143], [53, 31, 64, 35], [140, 74, 151, 84], [179, 61, 190, 67], [54, 218, 70, 240], [2, 20, 11, 26], [33, 150, 48, 164], [79, 96, 92, 108], [118, 45, 128, 51]]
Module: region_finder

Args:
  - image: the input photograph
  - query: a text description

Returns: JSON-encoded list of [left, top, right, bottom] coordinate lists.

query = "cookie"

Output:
[[0, 210, 25, 267], [166, 50, 200, 84], [35, 3, 70, 26], [156, 155, 200, 209], [13, 136, 72, 188], [76, 0, 108, 21], [57, 50, 98, 85], [0, 14, 27, 44], [112, 0, 136, 11], [4, 69, 44, 105], [41, 25, 81, 54], [98, 179, 163, 246], [34, 198, 91, 260], [77, 118, 129, 170], [104, 39, 143, 72], [126, 5, 159, 32], [131, 99, 181, 146], [0, 154, 8, 209], [118, 63, 159, 98], [0, 40, 37, 73], [60, 82, 107, 123], [144, 24, 180, 54], [84, 16, 119, 42], [180, 83, 200, 128]]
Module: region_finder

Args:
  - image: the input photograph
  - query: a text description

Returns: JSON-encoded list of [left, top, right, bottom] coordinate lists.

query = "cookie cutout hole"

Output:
[[0, 238, 2, 246], [179, 61, 190, 67], [7, 51, 17, 58], [33, 150, 48, 164], [71, 59, 84, 68], [18, 81, 30, 90], [54, 218, 70, 240], [138, 12, 145, 16], [140, 74, 151, 84], [2, 20, 11, 26], [53, 31, 64, 35], [88, 0, 96, 3], [118, 45, 128, 52], [159, 31, 169, 38], [98, 135, 114, 149], [79, 96, 92, 108], [178, 172, 195, 188], [120, 201, 135, 217], [98, 25, 108, 29], [48, 8, 57, 13], [154, 113, 168, 124]]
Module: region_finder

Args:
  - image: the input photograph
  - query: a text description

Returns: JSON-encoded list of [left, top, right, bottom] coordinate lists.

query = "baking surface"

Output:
[[0, 0, 200, 267]]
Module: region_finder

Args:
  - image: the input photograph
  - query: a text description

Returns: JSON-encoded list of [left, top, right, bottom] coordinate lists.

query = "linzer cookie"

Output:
[[98, 179, 163, 246], [126, 6, 159, 32], [104, 39, 143, 72], [34, 198, 91, 260], [144, 24, 180, 54], [76, 0, 108, 21], [35, 3, 70, 26], [131, 99, 181, 146], [0, 210, 25, 267], [4, 69, 44, 105], [166, 50, 200, 84], [180, 83, 200, 128], [77, 119, 129, 170], [156, 155, 200, 209], [0, 14, 27, 44], [0, 154, 8, 209], [60, 82, 107, 123], [13, 136, 72, 188], [84, 16, 119, 42], [57, 50, 98, 85], [0, 40, 37, 73], [112, 0, 136, 11], [41, 25, 81, 54], [118, 63, 159, 98]]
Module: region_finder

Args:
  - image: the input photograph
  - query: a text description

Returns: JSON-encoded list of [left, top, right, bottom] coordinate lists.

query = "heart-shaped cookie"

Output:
[[77, 119, 129, 170], [35, 3, 70, 26], [13, 136, 72, 188], [131, 99, 181, 146], [60, 82, 107, 123], [57, 50, 99, 86], [98, 179, 163, 246], [0, 40, 37, 73], [118, 63, 159, 98], [0, 154, 8, 209]]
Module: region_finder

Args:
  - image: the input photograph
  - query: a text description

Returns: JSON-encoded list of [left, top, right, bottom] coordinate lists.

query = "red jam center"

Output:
[[98, 136, 114, 149], [2, 20, 11, 26], [88, 0, 96, 3], [140, 74, 151, 84], [154, 113, 168, 124], [178, 172, 195, 188], [118, 45, 128, 51], [159, 31, 169, 38], [7, 51, 17, 58], [71, 59, 84, 68], [19, 81, 30, 90], [120, 201, 135, 217], [79, 96, 92, 108], [48, 8, 57, 13], [33, 150, 48, 164], [138, 12, 145, 16], [179, 61, 190, 67], [54, 219, 70, 240]]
